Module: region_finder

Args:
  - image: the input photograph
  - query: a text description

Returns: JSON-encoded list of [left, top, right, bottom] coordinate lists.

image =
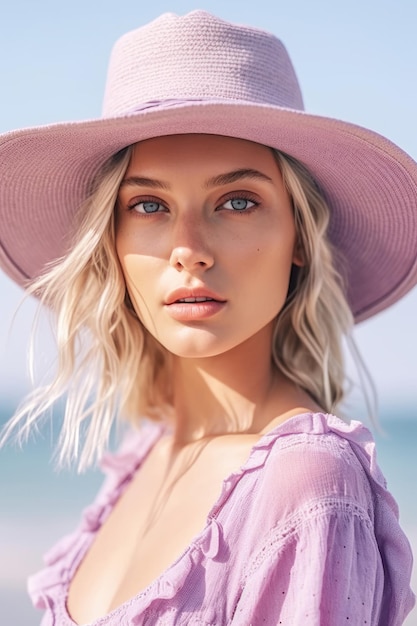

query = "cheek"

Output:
[[116, 250, 166, 322], [115, 229, 147, 304], [253, 230, 296, 275], [118, 253, 149, 293], [115, 226, 148, 287], [115, 222, 129, 270], [116, 255, 157, 332], [251, 237, 297, 305], [115, 241, 134, 294]]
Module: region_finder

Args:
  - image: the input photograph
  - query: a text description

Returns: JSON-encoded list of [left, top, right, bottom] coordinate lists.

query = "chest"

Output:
[[66, 434, 259, 624]]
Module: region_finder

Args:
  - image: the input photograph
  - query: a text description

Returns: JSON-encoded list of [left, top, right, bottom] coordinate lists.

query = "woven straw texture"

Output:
[[0, 10, 416, 322]]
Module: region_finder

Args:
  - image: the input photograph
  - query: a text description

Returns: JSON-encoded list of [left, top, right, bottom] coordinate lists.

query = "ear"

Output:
[[292, 239, 305, 267]]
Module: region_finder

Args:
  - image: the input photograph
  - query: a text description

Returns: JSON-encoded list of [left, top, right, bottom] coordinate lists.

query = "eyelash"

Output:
[[126, 196, 167, 214], [219, 192, 259, 214], [126, 192, 260, 216]]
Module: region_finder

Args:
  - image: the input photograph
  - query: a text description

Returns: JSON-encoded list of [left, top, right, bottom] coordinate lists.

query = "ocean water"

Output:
[[0, 403, 416, 625]]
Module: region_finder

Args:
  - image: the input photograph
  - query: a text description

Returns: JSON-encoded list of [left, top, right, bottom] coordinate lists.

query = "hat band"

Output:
[[122, 97, 217, 117]]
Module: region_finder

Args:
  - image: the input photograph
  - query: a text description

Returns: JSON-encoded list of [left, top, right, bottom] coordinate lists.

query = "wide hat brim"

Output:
[[0, 99, 416, 323]]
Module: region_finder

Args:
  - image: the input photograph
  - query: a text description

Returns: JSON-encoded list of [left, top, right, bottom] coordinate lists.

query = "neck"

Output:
[[168, 325, 315, 444]]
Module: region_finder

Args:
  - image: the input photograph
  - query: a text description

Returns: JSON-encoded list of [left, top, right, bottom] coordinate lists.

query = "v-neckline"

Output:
[[65, 411, 318, 625]]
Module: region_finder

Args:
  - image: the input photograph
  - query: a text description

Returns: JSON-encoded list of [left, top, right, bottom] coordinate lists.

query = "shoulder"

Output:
[[234, 414, 415, 623], [252, 412, 374, 522]]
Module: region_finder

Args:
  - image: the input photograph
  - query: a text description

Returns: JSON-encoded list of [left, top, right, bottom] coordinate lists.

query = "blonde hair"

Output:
[[271, 151, 353, 409], [2, 143, 363, 469]]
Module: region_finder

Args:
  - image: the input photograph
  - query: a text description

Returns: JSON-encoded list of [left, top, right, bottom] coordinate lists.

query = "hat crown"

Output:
[[102, 10, 304, 116]]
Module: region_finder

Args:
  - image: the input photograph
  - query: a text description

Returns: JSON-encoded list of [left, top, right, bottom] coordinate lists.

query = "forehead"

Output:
[[126, 134, 278, 174]]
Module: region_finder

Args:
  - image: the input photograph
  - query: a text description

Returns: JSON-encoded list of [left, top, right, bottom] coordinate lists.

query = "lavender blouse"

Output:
[[28, 413, 415, 625]]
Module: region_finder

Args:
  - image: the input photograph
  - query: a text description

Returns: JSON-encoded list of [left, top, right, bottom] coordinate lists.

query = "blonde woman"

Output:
[[0, 11, 415, 625]]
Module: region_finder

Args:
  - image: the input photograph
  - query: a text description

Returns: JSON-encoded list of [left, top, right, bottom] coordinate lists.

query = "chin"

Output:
[[166, 343, 231, 360], [158, 333, 261, 361]]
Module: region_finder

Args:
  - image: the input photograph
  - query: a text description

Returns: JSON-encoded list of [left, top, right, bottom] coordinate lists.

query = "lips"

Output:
[[165, 287, 225, 305], [164, 287, 226, 321], [176, 296, 215, 303]]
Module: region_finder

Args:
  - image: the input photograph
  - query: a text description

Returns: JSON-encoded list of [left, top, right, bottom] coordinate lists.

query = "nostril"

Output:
[[169, 245, 214, 271]]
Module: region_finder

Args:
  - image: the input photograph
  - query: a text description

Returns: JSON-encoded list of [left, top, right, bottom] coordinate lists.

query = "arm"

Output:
[[232, 498, 383, 625]]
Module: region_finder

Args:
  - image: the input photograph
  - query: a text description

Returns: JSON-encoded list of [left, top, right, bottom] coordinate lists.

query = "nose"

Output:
[[169, 215, 214, 272]]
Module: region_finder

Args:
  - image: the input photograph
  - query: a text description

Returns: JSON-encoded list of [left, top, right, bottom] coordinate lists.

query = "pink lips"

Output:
[[164, 287, 226, 321]]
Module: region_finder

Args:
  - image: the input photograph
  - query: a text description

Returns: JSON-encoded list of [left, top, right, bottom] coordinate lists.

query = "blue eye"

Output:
[[128, 200, 166, 214], [137, 201, 162, 213], [222, 198, 256, 211]]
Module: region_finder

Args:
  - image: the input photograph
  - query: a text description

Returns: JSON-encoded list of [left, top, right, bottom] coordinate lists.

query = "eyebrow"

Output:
[[119, 168, 274, 191], [119, 176, 170, 190], [204, 168, 274, 188]]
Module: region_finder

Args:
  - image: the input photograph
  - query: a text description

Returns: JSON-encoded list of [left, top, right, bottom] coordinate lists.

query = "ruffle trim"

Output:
[[27, 420, 165, 612], [27, 412, 396, 623]]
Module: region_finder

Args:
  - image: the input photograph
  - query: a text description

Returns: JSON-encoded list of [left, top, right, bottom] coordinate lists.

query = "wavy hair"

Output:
[[271, 151, 353, 410], [1, 143, 367, 469]]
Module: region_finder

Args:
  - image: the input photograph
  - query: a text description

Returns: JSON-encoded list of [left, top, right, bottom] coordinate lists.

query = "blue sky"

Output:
[[0, 0, 416, 410]]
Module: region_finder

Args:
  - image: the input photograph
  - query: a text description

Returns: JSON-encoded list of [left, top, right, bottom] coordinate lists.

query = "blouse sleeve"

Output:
[[229, 420, 415, 626], [231, 499, 384, 625]]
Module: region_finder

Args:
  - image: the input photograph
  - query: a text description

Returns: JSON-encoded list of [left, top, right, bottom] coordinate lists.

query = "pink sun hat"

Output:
[[0, 10, 416, 322]]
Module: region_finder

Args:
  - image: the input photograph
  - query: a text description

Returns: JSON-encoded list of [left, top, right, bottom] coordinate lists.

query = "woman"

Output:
[[0, 11, 415, 625]]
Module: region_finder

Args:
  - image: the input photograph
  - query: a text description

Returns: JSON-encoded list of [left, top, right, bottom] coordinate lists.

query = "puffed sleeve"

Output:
[[229, 420, 415, 625], [231, 499, 384, 625]]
